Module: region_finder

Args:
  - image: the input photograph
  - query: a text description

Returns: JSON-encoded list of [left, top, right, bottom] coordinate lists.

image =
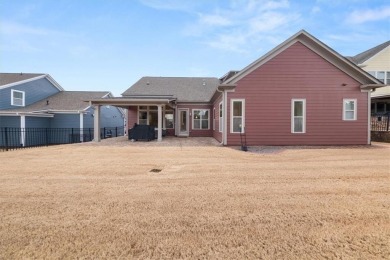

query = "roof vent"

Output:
[[202, 81, 206, 86], [146, 81, 150, 85], [46, 100, 49, 105], [20, 72, 23, 75]]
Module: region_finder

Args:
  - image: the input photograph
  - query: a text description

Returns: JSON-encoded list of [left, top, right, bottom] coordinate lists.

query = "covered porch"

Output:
[[88, 95, 176, 142]]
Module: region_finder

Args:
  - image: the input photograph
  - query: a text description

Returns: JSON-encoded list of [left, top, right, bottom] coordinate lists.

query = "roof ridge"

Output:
[[352, 40, 390, 64]]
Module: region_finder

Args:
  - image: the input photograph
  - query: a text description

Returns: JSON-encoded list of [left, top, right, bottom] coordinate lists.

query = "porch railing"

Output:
[[371, 113, 390, 132], [0, 126, 125, 152]]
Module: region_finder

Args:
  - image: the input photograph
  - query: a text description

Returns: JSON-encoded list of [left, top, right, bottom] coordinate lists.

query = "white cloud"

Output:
[[199, 13, 232, 26], [311, 6, 321, 14], [186, 0, 299, 53], [138, 0, 200, 12], [249, 11, 293, 33], [1, 21, 51, 36], [347, 6, 390, 24], [205, 33, 248, 53]]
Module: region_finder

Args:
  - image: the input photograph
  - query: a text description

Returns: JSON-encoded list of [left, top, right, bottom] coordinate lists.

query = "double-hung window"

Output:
[[164, 109, 174, 129], [343, 99, 357, 120], [193, 109, 209, 130], [367, 71, 390, 84], [11, 89, 25, 106], [231, 99, 245, 133], [291, 99, 306, 133], [219, 102, 223, 132]]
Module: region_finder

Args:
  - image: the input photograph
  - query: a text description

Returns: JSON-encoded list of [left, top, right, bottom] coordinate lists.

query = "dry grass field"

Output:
[[0, 138, 389, 259]]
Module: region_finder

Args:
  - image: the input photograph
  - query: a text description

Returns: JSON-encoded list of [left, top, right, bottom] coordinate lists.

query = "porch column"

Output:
[[79, 112, 84, 142], [223, 91, 228, 145], [93, 105, 101, 142], [157, 105, 162, 142], [20, 115, 26, 147]]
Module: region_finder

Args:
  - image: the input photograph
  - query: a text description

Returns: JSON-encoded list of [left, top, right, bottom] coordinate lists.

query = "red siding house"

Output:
[[89, 30, 383, 145]]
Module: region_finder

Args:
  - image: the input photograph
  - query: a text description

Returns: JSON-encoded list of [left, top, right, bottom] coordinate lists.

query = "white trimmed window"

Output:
[[192, 109, 209, 130], [11, 89, 25, 106], [231, 99, 245, 133], [213, 108, 216, 130], [367, 71, 390, 84], [164, 109, 174, 129], [343, 99, 357, 120], [219, 102, 223, 132], [291, 99, 306, 133], [138, 106, 174, 128]]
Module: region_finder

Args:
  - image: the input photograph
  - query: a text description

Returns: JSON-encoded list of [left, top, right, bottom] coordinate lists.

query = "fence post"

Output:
[[46, 128, 49, 146], [89, 128, 92, 141], [387, 114, 390, 131], [103, 127, 106, 139], [71, 128, 74, 143], [115, 127, 118, 137], [5, 127, 8, 151]]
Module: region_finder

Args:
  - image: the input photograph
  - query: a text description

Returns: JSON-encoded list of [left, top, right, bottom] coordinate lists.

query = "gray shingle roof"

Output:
[[0, 73, 45, 86], [121, 77, 220, 102], [348, 40, 390, 64], [220, 70, 240, 83], [1, 91, 110, 112]]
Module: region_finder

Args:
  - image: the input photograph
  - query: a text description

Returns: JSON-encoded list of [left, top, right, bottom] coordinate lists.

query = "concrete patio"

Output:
[[80, 136, 222, 147]]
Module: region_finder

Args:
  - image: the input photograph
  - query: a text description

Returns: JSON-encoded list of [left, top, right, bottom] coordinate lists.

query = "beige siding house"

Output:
[[349, 41, 390, 114]]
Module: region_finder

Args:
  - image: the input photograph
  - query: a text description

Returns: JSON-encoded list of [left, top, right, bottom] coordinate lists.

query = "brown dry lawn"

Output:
[[0, 138, 389, 259]]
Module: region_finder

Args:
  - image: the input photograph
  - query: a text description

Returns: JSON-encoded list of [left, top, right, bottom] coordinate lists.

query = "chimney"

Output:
[[46, 100, 49, 105]]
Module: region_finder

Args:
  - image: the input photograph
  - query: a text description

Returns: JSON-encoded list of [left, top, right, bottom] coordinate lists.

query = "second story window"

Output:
[[11, 89, 25, 106], [367, 71, 390, 84]]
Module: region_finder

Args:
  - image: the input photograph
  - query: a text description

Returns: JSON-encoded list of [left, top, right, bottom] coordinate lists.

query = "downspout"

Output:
[[216, 87, 224, 145], [368, 90, 371, 145]]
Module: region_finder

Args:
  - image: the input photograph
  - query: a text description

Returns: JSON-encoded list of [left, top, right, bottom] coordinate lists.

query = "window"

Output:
[[164, 110, 174, 129], [377, 71, 385, 84], [213, 108, 216, 130], [343, 99, 357, 120], [291, 99, 306, 133], [138, 106, 173, 128], [138, 111, 148, 125], [219, 102, 223, 132], [367, 71, 390, 84], [192, 109, 209, 130], [11, 89, 25, 106], [231, 99, 245, 133]]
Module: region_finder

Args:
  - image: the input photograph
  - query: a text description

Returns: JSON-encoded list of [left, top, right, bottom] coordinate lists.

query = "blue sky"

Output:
[[1, 0, 389, 96]]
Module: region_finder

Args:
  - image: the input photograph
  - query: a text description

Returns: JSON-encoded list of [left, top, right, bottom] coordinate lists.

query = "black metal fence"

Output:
[[0, 126, 125, 151], [371, 113, 390, 132]]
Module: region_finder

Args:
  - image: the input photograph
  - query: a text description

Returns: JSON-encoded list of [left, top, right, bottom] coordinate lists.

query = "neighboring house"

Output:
[[0, 73, 125, 145], [348, 41, 390, 114], [89, 30, 383, 145]]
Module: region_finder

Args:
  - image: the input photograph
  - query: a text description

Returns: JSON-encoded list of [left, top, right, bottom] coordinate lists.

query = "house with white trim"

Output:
[[0, 73, 125, 146], [89, 30, 384, 145], [348, 41, 390, 114]]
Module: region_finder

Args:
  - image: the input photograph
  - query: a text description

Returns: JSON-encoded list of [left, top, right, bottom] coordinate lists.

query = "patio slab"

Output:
[[80, 136, 222, 147]]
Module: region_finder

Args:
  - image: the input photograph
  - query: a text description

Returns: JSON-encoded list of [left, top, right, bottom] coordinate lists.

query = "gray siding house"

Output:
[[0, 73, 125, 146]]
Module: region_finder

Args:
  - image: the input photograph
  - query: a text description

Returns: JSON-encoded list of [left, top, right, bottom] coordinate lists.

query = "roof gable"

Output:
[[350, 41, 390, 65], [0, 73, 64, 91], [224, 30, 382, 86], [1, 91, 110, 113]]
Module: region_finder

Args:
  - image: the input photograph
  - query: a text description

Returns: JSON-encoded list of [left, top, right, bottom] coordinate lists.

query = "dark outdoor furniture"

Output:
[[128, 124, 155, 141]]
